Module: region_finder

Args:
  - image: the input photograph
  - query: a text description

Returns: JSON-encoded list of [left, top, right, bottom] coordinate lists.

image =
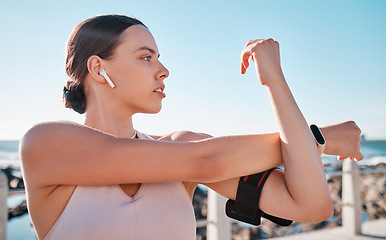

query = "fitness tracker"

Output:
[[310, 124, 325, 155]]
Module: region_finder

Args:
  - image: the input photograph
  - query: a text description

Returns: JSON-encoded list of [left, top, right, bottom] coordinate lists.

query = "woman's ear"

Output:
[[87, 55, 106, 84]]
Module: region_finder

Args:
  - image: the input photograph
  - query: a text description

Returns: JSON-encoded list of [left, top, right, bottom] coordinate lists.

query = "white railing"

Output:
[[206, 190, 232, 239], [342, 159, 363, 235], [0, 159, 385, 240], [0, 172, 7, 240]]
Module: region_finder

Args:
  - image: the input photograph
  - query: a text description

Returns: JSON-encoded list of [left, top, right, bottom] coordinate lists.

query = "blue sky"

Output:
[[1, 0, 385, 140]]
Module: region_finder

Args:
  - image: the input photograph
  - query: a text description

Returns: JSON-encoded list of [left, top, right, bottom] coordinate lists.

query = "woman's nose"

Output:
[[157, 62, 169, 80]]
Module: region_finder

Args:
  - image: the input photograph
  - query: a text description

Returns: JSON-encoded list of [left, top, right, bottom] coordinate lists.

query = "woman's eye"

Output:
[[143, 56, 151, 62]]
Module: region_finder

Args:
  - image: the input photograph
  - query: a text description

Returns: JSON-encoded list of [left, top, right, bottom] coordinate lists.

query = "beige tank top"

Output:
[[44, 132, 196, 240]]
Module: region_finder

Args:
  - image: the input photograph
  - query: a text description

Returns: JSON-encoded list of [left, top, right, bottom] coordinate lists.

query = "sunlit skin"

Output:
[[85, 25, 168, 138], [20, 25, 363, 239]]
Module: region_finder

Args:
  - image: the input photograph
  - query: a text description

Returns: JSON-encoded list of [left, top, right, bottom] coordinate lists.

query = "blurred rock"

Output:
[[1, 167, 24, 189], [8, 200, 28, 220], [194, 187, 208, 240]]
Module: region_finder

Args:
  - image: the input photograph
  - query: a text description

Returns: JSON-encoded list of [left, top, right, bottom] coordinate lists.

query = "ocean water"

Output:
[[1, 139, 386, 239]]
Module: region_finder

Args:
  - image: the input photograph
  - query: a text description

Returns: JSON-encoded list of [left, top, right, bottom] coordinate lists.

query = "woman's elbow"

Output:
[[320, 199, 334, 221], [302, 198, 334, 223]]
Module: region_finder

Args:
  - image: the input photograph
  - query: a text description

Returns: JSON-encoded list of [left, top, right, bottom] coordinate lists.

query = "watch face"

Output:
[[310, 124, 325, 145]]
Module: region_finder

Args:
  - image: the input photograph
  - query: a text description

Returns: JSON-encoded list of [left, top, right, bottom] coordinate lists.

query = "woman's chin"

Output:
[[142, 105, 162, 114]]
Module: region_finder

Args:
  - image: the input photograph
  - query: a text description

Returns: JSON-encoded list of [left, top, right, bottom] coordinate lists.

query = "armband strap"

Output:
[[225, 167, 293, 226]]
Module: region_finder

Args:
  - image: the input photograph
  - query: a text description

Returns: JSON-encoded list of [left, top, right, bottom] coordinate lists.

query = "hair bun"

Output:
[[62, 81, 86, 114]]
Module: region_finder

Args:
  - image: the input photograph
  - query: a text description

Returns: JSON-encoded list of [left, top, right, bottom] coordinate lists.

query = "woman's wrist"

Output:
[[262, 75, 287, 89], [319, 126, 334, 155]]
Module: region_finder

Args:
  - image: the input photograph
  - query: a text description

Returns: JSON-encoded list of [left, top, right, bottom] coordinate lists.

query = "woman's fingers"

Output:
[[240, 39, 265, 74], [322, 121, 363, 162], [240, 38, 284, 87], [337, 151, 363, 162], [353, 151, 364, 161], [240, 45, 253, 74], [337, 156, 348, 161], [241, 52, 251, 74]]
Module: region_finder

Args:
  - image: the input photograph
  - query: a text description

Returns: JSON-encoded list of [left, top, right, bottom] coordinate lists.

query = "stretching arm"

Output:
[[238, 38, 344, 221], [20, 121, 282, 188]]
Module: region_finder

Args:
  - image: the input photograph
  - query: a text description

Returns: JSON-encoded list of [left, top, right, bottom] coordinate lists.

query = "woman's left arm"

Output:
[[163, 120, 362, 222]]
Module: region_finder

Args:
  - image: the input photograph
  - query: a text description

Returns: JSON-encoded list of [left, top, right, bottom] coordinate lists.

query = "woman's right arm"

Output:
[[20, 121, 283, 187]]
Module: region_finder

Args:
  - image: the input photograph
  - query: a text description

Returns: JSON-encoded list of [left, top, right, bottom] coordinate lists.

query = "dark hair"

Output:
[[63, 14, 146, 114]]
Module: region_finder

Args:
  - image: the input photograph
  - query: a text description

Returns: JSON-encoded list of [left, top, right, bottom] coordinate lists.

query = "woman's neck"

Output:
[[83, 79, 138, 138], [84, 105, 136, 139]]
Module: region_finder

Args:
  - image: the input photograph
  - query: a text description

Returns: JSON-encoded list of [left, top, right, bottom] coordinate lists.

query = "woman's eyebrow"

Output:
[[135, 46, 160, 58]]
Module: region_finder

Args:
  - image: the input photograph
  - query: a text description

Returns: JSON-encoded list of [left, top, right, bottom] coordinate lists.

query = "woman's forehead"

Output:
[[119, 25, 158, 53]]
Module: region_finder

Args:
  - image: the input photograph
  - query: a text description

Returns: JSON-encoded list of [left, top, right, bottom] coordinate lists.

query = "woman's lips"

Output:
[[153, 87, 166, 98]]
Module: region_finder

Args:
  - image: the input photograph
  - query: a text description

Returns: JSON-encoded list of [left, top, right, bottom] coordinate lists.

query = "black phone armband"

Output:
[[225, 167, 293, 226]]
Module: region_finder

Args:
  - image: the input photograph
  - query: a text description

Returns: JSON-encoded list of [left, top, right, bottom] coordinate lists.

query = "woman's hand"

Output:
[[240, 38, 285, 86], [320, 121, 363, 161]]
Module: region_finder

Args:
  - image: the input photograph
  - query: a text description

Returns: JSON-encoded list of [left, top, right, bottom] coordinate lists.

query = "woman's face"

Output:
[[102, 25, 169, 114]]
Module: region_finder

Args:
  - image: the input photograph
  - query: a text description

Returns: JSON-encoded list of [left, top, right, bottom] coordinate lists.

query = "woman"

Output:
[[20, 14, 362, 240]]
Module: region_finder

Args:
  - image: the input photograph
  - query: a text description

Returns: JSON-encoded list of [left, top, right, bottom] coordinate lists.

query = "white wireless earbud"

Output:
[[99, 69, 115, 88]]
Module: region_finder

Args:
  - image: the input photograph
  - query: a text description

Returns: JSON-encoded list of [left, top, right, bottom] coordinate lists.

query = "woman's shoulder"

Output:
[[22, 121, 103, 140], [22, 121, 78, 146], [150, 130, 213, 142], [20, 121, 94, 162], [23, 121, 83, 137], [29, 120, 85, 130]]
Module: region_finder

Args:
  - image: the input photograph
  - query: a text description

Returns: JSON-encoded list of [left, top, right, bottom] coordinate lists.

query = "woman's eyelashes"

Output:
[[143, 55, 152, 62]]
